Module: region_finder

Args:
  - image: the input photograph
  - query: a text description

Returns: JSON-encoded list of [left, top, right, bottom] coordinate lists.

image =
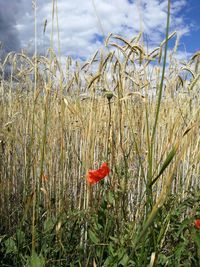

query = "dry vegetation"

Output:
[[0, 7, 200, 267]]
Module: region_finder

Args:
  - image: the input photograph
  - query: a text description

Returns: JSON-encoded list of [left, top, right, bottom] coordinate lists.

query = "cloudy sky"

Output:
[[0, 0, 199, 61]]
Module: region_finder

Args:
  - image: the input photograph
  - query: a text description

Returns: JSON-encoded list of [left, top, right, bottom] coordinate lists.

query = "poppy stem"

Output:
[[107, 98, 112, 160]]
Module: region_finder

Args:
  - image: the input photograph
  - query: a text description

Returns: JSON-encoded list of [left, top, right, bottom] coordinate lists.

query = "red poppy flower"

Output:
[[87, 162, 110, 184], [194, 219, 200, 229]]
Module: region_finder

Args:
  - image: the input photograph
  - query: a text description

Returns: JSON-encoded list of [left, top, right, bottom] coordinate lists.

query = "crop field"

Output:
[[0, 2, 200, 267]]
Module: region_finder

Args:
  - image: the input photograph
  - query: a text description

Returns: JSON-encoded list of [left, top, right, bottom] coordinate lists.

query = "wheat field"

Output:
[[0, 3, 200, 266]]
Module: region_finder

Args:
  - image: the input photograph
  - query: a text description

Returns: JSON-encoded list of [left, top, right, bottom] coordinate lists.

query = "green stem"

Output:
[[149, 0, 171, 182]]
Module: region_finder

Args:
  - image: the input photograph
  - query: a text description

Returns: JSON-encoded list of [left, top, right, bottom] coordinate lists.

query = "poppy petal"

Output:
[[87, 162, 110, 184], [194, 219, 200, 229]]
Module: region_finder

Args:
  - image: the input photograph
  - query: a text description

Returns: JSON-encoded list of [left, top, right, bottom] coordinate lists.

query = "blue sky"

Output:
[[181, 0, 200, 53], [0, 0, 199, 62]]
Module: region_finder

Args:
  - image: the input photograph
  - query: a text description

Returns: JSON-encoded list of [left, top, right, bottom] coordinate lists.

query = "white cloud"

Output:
[[15, 0, 191, 61]]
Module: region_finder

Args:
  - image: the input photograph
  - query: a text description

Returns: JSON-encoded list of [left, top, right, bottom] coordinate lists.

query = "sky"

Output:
[[0, 0, 199, 62]]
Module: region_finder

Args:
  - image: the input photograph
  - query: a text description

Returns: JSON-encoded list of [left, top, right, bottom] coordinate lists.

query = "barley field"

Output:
[[0, 3, 200, 267]]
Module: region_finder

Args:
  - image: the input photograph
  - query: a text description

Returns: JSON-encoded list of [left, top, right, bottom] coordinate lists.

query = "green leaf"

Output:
[[192, 230, 200, 249], [26, 252, 45, 267], [16, 229, 25, 246], [177, 218, 191, 235], [175, 241, 188, 260], [119, 253, 129, 266], [150, 143, 178, 186], [5, 237, 17, 254], [109, 236, 119, 243], [88, 230, 100, 245], [108, 243, 115, 256], [103, 256, 118, 267], [158, 254, 168, 265], [44, 217, 55, 232]]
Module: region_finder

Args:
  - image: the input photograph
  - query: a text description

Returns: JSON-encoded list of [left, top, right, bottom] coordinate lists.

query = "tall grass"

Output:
[[0, 1, 200, 266]]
